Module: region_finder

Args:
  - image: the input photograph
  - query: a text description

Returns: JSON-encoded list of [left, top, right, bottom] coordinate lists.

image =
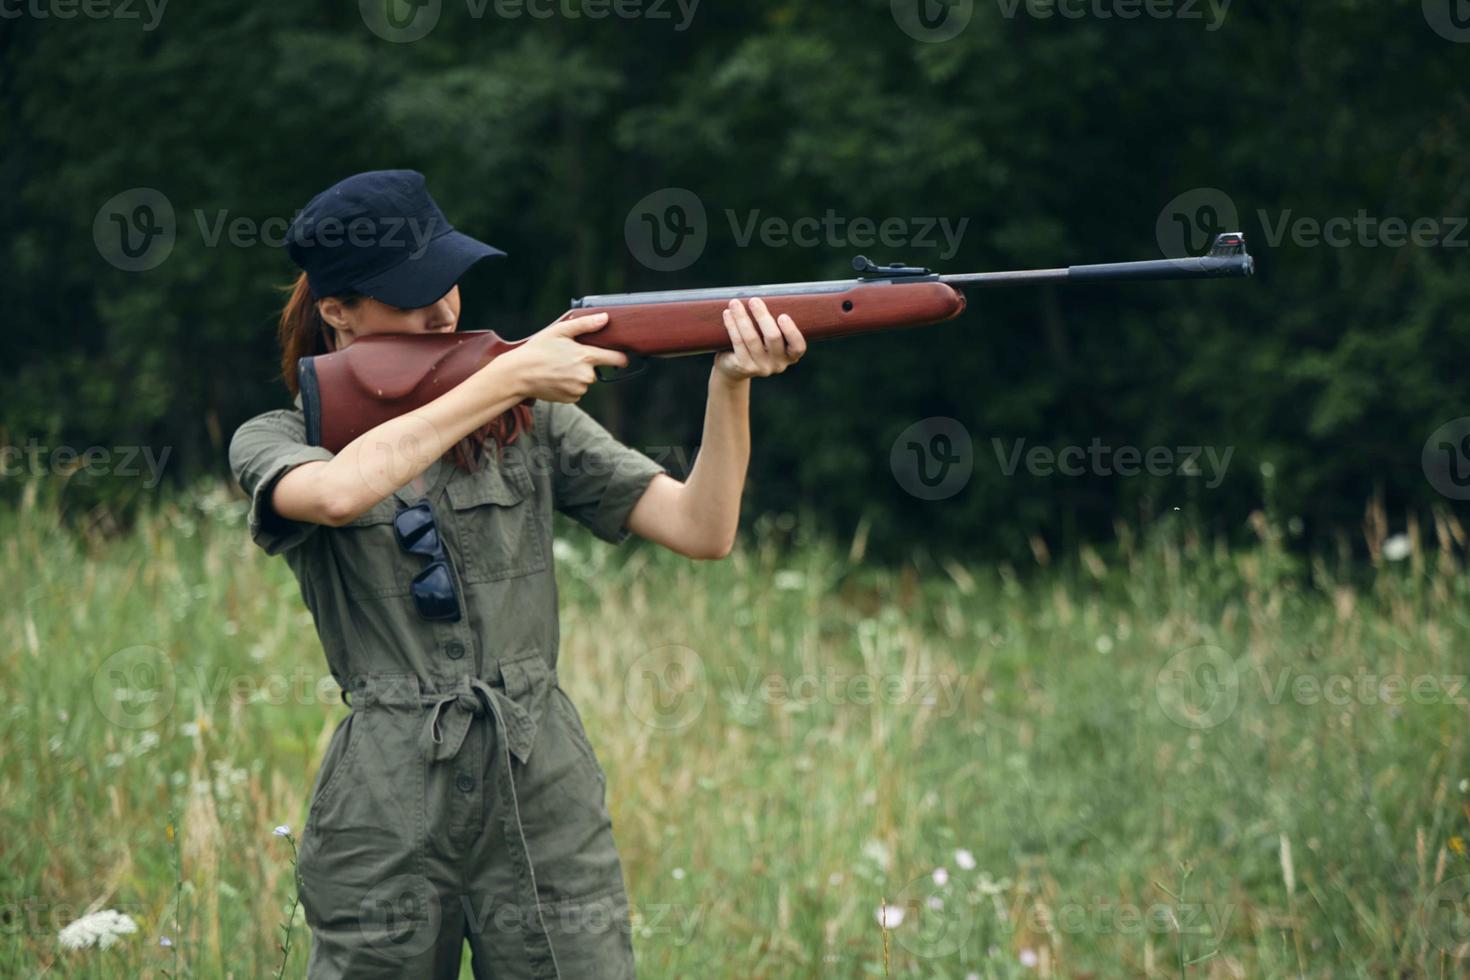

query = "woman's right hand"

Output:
[[493, 312, 629, 403]]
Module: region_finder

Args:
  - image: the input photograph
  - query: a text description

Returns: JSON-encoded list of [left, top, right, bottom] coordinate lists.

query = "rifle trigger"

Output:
[[595, 354, 649, 383]]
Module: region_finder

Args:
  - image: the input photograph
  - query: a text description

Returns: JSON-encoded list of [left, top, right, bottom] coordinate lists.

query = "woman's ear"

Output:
[[317, 298, 351, 351], [317, 297, 349, 330]]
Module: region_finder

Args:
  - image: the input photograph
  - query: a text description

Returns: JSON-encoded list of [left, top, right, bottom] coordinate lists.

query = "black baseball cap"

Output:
[[286, 169, 504, 309]]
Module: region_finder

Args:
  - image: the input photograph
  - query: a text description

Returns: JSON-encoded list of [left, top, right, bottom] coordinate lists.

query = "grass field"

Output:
[[3, 483, 1468, 978]]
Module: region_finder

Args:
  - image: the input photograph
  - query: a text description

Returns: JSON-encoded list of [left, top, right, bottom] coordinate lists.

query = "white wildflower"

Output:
[[58, 909, 138, 951], [875, 904, 905, 928], [273, 825, 291, 837], [1383, 534, 1411, 562], [773, 570, 805, 591], [1020, 948, 1039, 968], [926, 895, 944, 911], [932, 867, 949, 886], [671, 867, 686, 880], [954, 848, 976, 870], [861, 840, 892, 870]]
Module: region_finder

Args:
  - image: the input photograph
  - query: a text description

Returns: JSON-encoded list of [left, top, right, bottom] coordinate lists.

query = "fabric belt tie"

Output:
[[420, 675, 535, 765], [418, 675, 561, 980]]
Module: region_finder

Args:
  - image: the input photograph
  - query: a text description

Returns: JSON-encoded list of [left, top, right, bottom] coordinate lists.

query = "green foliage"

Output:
[[3, 0, 1466, 559]]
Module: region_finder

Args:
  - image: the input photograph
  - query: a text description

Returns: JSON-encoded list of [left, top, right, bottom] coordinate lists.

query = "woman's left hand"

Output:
[[714, 297, 808, 382]]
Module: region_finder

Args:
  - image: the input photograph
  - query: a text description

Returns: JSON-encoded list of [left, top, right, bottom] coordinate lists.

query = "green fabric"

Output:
[[227, 397, 664, 978]]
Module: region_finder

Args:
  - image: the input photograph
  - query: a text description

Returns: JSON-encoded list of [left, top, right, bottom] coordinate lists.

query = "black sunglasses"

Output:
[[393, 498, 462, 622]]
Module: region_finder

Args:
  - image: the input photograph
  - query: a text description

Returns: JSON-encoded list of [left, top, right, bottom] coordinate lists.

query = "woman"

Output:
[[228, 170, 805, 979]]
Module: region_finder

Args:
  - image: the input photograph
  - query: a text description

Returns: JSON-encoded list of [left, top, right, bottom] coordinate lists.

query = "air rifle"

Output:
[[299, 233, 1253, 452]]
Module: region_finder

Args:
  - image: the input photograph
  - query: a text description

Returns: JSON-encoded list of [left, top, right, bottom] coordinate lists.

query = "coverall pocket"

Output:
[[298, 693, 429, 933], [445, 463, 547, 583], [330, 498, 418, 602], [550, 684, 607, 791]]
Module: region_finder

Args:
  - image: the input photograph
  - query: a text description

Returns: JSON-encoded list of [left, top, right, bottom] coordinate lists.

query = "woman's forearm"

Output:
[[310, 357, 529, 525], [675, 370, 752, 555]]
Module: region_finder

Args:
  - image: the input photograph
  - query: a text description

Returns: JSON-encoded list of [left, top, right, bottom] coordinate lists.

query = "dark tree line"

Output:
[[4, 0, 1467, 560]]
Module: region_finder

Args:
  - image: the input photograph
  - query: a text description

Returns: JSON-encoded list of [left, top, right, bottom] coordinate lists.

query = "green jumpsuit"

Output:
[[228, 393, 667, 979]]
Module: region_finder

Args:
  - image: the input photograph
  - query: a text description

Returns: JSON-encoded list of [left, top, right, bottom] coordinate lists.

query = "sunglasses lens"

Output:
[[411, 562, 461, 622], [394, 505, 441, 556]]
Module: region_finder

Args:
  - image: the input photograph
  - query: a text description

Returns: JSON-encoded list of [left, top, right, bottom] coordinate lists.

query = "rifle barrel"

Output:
[[942, 253, 1254, 288]]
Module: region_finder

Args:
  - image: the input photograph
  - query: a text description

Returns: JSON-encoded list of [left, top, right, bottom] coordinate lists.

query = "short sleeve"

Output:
[[544, 401, 667, 545], [227, 409, 336, 556]]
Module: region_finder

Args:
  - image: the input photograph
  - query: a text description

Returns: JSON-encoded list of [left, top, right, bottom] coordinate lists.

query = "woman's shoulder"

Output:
[[228, 404, 313, 471]]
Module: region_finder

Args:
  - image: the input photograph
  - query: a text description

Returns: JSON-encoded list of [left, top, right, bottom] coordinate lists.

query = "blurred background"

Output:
[[3, 2, 1470, 977], [4, 0, 1467, 560]]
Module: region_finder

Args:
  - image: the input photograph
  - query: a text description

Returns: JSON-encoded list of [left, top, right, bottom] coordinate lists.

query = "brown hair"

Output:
[[276, 272, 531, 472]]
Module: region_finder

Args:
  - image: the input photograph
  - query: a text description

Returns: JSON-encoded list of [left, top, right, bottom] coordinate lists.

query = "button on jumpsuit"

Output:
[[228, 394, 667, 979]]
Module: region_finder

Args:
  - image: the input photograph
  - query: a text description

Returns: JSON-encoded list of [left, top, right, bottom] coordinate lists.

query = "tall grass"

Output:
[[2, 484, 1467, 977]]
